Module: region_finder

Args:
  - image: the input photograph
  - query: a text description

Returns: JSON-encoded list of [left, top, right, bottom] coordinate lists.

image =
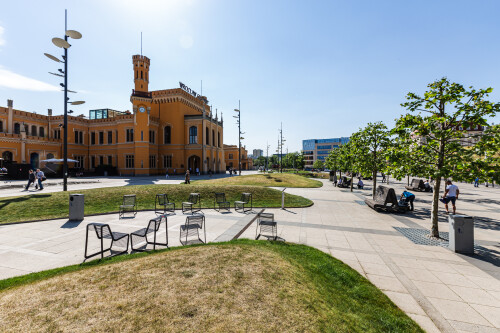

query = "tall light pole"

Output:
[[266, 142, 270, 173], [45, 10, 84, 191], [234, 101, 243, 175], [278, 122, 285, 173]]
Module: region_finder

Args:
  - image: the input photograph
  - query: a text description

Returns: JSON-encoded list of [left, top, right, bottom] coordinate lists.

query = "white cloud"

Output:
[[0, 25, 4, 46], [0, 67, 59, 92]]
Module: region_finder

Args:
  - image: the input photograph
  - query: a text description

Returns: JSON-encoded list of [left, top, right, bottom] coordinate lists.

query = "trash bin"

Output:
[[329, 171, 334, 181], [448, 215, 474, 254], [69, 194, 84, 221]]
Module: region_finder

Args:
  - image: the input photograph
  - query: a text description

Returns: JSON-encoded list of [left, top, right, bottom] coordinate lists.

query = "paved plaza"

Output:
[[0, 175, 499, 332]]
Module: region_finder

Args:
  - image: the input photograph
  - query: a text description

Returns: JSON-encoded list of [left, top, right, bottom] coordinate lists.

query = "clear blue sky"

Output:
[[1, 0, 500, 153]]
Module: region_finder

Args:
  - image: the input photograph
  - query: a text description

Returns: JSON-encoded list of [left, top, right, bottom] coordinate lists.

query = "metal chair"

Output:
[[84, 223, 129, 259], [130, 215, 168, 251], [179, 215, 206, 245], [214, 192, 230, 212], [155, 193, 175, 214], [255, 212, 277, 240], [235, 192, 252, 213], [182, 193, 201, 214], [119, 194, 137, 218]]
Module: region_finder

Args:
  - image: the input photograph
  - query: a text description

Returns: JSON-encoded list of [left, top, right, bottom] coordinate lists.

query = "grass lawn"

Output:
[[195, 173, 323, 188], [0, 240, 422, 332], [0, 184, 312, 224]]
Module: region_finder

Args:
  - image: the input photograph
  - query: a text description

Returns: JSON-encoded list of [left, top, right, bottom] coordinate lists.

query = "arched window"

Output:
[[141, 71, 143, 79], [39, 127, 45, 137], [189, 126, 198, 144], [164, 126, 171, 144], [31, 125, 37, 136], [24, 124, 29, 134], [0, 120, 3, 132], [212, 130, 215, 147], [218, 132, 221, 148], [206, 127, 209, 145], [14, 123, 20, 134], [2, 151, 13, 162]]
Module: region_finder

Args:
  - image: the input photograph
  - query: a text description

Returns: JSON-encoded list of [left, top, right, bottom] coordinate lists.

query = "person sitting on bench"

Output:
[[357, 178, 364, 189], [400, 190, 415, 211], [338, 178, 342, 187]]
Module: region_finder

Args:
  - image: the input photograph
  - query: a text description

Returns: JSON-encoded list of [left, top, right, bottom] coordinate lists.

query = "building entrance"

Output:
[[187, 155, 201, 173]]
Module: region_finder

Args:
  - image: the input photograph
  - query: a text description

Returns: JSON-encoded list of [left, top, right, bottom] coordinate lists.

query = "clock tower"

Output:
[[131, 54, 153, 175]]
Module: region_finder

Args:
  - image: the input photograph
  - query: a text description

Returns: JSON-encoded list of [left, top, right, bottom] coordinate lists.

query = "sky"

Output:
[[1, 0, 500, 153]]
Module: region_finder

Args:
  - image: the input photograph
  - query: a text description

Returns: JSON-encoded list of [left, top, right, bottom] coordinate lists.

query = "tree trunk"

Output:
[[431, 177, 442, 238], [350, 170, 354, 192], [387, 174, 390, 184], [372, 169, 377, 198], [407, 175, 410, 186]]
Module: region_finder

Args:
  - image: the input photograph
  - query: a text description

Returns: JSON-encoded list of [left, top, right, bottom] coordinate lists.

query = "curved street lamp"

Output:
[[44, 10, 84, 191]]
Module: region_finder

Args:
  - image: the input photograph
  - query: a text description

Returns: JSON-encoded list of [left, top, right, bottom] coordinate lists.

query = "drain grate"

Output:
[[393, 227, 449, 247]]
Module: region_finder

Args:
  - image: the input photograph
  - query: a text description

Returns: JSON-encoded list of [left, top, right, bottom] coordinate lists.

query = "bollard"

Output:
[[281, 188, 286, 209]]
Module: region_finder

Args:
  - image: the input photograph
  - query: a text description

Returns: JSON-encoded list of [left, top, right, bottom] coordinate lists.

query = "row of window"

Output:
[[4, 122, 46, 137], [76, 154, 175, 169]]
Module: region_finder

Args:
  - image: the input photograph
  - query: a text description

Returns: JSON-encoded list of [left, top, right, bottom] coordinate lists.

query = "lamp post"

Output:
[[234, 101, 243, 175], [45, 10, 84, 191], [278, 122, 285, 173]]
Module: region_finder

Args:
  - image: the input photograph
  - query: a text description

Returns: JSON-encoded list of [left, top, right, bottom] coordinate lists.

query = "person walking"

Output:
[[400, 190, 416, 211], [165, 169, 169, 179], [440, 180, 459, 214], [381, 173, 386, 183], [474, 177, 479, 187], [35, 168, 45, 190], [357, 178, 364, 189], [196, 167, 200, 176], [185, 170, 190, 184], [333, 174, 338, 187], [24, 169, 36, 191]]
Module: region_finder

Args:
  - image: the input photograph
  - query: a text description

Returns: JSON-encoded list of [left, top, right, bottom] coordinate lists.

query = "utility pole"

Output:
[[266, 142, 270, 173], [279, 122, 283, 173]]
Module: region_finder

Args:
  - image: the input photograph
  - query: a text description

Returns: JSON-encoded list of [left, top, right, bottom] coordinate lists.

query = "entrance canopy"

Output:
[[40, 158, 79, 163]]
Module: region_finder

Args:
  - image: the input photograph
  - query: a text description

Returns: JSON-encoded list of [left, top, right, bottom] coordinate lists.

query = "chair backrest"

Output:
[[123, 194, 136, 206], [385, 187, 399, 206], [156, 193, 166, 205], [241, 192, 251, 203], [93, 223, 112, 239], [186, 215, 204, 228], [188, 193, 200, 204], [215, 192, 226, 203], [259, 212, 274, 223], [148, 216, 164, 233], [374, 185, 397, 205]]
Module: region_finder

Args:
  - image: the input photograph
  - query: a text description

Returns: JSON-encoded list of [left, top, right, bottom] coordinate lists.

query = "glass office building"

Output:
[[302, 137, 350, 168]]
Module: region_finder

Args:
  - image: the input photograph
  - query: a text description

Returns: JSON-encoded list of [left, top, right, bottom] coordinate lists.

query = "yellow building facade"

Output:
[[223, 144, 253, 171], [0, 54, 225, 176]]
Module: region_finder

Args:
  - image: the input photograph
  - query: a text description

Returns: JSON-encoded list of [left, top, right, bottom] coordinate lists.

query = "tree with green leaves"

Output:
[[393, 78, 500, 237], [337, 140, 358, 191], [325, 147, 341, 177], [312, 160, 324, 170], [350, 122, 391, 197]]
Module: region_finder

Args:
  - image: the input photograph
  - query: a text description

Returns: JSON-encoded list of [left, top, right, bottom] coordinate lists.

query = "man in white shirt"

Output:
[[441, 180, 459, 214]]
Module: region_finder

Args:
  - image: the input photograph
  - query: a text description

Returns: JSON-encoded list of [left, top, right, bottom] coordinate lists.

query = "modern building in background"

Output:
[[0, 54, 226, 176], [302, 137, 350, 168], [224, 144, 253, 170], [252, 149, 263, 158]]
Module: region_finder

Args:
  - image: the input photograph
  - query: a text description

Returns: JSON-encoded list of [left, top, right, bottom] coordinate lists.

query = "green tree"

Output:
[[338, 140, 357, 191], [394, 78, 500, 237], [325, 147, 341, 175], [312, 160, 324, 170], [350, 122, 391, 197]]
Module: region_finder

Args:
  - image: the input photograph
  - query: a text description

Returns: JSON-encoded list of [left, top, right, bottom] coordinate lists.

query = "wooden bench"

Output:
[[405, 179, 425, 192], [365, 185, 407, 213], [338, 176, 351, 188]]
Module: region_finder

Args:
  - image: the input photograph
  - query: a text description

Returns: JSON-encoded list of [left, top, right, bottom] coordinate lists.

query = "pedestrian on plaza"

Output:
[[474, 177, 479, 187], [357, 178, 364, 189], [196, 167, 200, 176], [333, 173, 338, 187], [440, 180, 459, 214], [424, 180, 433, 192], [185, 170, 190, 184], [381, 173, 386, 183], [209, 169, 212, 178], [337, 178, 342, 187], [400, 190, 416, 211], [165, 169, 169, 179], [24, 169, 36, 191], [229, 168, 233, 176], [173, 168, 176, 175], [35, 168, 45, 190]]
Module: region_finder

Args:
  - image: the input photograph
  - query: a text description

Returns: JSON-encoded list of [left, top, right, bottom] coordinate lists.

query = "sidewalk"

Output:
[[239, 180, 500, 332]]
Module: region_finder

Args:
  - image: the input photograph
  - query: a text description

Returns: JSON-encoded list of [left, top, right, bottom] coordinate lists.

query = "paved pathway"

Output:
[[0, 176, 499, 332]]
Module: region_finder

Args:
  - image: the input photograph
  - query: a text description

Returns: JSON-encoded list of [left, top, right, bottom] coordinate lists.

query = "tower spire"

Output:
[[140, 32, 143, 56]]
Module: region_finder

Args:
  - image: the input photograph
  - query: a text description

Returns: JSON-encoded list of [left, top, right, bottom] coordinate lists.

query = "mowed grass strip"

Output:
[[195, 173, 323, 188], [0, 240, 422, 332], [0, 184, 312, 224]]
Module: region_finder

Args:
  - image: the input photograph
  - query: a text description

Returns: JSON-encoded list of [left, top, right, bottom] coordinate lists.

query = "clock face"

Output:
[[139, 107, 146, 113]]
